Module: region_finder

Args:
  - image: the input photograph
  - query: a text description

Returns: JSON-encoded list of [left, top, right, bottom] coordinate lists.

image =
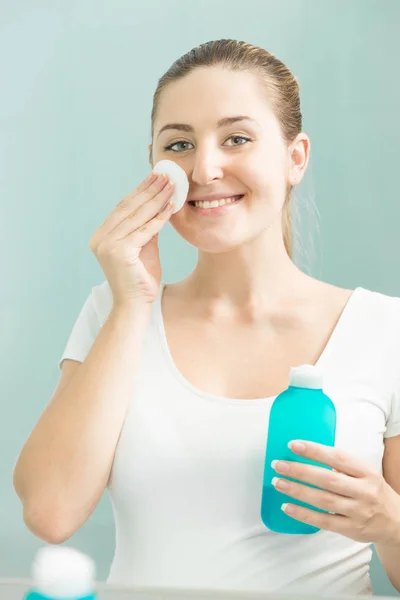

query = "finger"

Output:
[[281, 502, 349, 535], [93, 174, 168, 244], [272, 476, 355, 516], [288, 440, 372, 478], [272, 459, 363, 498], [119, 173, 170, 215], [124, 198, 174, 247], [132, 170, 159, 196], [116, 181, 174, 241]]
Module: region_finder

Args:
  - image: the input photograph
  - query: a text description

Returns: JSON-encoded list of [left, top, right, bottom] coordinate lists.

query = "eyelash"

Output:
[[164, 135, 252, 152]]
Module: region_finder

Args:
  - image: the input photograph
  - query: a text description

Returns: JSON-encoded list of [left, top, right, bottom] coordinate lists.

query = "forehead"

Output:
[[154, 67, 275, 130]]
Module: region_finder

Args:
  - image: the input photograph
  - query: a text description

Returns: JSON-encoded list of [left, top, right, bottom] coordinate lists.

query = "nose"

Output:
[[190, 146, 224, 187]]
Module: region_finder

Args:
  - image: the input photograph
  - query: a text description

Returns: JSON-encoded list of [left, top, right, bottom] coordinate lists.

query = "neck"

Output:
[[185, 223, 315, 315]]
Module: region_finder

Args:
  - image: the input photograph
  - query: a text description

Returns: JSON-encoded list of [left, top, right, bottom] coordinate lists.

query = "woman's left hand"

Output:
[[272, 440, 400, 544]]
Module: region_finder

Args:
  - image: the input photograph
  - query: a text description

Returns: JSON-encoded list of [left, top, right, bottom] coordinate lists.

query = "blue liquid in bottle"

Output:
[[261, 364, 336, 534]]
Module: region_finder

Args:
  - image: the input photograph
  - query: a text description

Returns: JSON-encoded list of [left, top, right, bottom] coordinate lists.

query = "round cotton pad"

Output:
[[31, 546, 96, 599], [153, 160, 189, 213]]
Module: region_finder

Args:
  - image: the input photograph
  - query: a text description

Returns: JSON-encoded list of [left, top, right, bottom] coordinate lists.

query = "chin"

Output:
[[169, 220, 258, 254]]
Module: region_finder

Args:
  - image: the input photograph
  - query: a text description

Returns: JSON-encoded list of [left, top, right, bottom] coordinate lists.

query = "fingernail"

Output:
[[272, 477, 290, 490], [289, 440, 306, 453], [272, 460, 289, 473]]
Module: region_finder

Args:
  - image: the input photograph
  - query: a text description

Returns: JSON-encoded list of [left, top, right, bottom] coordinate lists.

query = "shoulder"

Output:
[[314, 281, 400, 341], [360, 288, 400, 352], [355, 286, 400, 317], [318, 281, 400, 315], [332, 285, 400, 355]]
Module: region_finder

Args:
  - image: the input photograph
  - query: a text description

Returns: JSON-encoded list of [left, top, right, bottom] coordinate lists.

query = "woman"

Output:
[[14, 39, 400, 596]]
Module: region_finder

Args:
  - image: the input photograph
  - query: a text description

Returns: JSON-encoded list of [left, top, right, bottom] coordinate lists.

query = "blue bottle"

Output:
[[261, 364, 336, 534], [24, 546, 97, 600]]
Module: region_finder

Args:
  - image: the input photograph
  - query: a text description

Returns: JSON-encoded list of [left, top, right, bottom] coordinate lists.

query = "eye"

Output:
[[163, 135, 251, 153], [164, 141, 194, 152], [224, 135, 251, 146]]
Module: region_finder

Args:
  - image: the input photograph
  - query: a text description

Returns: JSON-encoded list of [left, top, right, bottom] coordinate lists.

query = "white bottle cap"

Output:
[[152, 160, 189, 213], [289, 364, 323, 389], [32, 546, 95, 599]]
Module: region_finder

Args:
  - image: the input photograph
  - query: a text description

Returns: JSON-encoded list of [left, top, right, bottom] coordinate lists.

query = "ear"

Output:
[[148, 144, 153, 168], [287, 133, 310, 186]]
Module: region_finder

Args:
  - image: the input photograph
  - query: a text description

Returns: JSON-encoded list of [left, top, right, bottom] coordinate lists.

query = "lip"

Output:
[[187, 194, 244, 216], [187, 193, 244, 202]]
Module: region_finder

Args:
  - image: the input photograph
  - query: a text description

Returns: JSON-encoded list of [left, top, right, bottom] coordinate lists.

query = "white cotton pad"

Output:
[[153, 160, 189, 214], [31, 545, 96, 599]]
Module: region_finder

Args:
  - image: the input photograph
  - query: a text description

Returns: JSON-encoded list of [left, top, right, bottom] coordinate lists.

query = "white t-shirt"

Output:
[[58, 282, 400, 596]]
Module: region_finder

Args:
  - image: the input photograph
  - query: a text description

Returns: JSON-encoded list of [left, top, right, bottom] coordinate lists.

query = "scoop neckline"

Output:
[[154, 283, 363, 406]]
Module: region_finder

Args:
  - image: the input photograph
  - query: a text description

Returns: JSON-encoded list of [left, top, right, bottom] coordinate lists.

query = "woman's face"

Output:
[[151, 67, 309, 253]]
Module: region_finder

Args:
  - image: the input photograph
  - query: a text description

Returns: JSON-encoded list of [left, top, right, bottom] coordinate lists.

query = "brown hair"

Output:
[[150, 39, 302, 258]]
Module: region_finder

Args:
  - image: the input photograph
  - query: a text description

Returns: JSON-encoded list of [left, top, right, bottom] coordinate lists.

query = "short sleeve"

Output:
[[385, 374, 400, 438], [385, 295, 400, 438], [58, 289, 102, 371]]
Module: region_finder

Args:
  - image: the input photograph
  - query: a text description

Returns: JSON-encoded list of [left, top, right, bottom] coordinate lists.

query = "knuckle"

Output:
[[296, 507, 309, 523], [146, 181, 162, 196], [355, 521, 365, 537], [357, 521, 368, 539], [357, 504, 373, 528], [335, 450, 347, 469], [326, 471, 339, 489], [155, 203, 168, 218], [365, 505, 375, 522], [365, 482, 379, 503], [325, 494, 337, 514], [295, 464, 306, 480], [117, 196, 132, 212], [138, 222, 150, 233]]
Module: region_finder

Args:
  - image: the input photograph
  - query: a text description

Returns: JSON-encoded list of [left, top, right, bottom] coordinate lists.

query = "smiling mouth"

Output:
[[188, 195, 244, 209]]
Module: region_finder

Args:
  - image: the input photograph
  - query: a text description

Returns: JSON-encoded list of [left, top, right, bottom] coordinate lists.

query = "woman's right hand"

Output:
[[89, 172, 175, 307]]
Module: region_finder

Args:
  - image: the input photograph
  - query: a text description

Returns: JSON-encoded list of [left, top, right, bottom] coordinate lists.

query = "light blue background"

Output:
[[2, 0, 400, 595]]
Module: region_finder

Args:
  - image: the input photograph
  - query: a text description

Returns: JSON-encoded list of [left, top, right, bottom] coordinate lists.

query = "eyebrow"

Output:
[[156, 116, 258, 138]]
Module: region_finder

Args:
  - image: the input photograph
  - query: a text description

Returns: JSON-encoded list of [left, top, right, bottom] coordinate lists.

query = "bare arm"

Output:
[[14, 168, 175, 543], [13, 303, 152, 543], [375, 435, 400, 592]]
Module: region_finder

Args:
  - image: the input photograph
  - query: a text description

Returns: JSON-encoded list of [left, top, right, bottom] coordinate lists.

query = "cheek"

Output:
[[241, 153, 286, 194], [233, 164, 266, 194], [246, 171, 278, 197]]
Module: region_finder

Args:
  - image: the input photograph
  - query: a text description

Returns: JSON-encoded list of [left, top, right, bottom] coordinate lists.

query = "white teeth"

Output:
[[193, 196, 240, 209]]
